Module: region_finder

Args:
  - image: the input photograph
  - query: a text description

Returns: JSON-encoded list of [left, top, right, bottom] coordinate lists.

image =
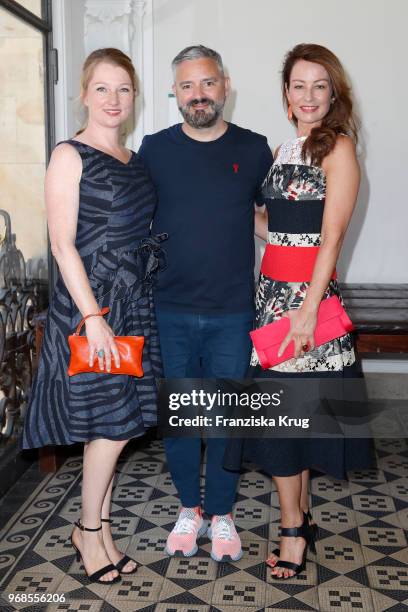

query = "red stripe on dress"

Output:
[[260, 243, 337, 282]]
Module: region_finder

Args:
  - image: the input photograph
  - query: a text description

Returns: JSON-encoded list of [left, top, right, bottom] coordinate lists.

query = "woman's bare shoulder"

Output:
[[273, 144, 282, 158], [47, 142, 82, 180], [51, 141, 82, 162], [323, 134, 357, 173], [333, 134, 356, 156]]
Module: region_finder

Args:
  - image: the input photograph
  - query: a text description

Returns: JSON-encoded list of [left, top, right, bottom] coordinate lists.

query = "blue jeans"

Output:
[[156, 309, 253, 515]]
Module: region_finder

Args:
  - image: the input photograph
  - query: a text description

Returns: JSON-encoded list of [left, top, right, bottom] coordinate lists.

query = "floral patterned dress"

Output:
[[250, 135, 355, 374], [224, 136, 373, 479]]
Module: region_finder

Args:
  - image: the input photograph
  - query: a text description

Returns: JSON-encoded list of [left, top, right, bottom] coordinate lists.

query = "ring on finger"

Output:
[[97, 349, 105, 358]]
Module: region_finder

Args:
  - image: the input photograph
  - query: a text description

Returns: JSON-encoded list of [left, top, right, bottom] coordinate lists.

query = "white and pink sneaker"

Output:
[[207, 514, 243, 562], [165, 507, 207, 557]]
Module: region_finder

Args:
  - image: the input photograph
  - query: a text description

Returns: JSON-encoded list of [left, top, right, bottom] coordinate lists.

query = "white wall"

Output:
[[52, 0, 154, 149], [152, 0, 407, 283], [52, 0, 85, 141]]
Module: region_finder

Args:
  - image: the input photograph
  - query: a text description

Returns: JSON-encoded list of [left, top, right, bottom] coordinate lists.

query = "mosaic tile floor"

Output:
[[0, 437, 407, 611]]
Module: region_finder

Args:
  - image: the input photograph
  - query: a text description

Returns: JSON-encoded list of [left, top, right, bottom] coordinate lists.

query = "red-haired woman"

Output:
[[225, 43, 372, 579]]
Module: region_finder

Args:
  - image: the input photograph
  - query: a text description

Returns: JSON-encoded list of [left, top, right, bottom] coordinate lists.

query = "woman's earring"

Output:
[[287, 104, 293, 121]]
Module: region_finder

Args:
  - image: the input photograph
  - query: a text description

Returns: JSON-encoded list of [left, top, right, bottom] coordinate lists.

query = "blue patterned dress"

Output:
[[22, 141, 166, 448]]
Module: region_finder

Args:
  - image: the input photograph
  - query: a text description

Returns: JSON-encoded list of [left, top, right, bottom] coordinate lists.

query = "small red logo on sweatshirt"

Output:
[[233, 163, 239, 173]]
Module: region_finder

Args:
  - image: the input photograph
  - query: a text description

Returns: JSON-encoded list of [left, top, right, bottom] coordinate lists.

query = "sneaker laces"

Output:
[[213, 516, 234, 541], [173, 509, 200, 535]]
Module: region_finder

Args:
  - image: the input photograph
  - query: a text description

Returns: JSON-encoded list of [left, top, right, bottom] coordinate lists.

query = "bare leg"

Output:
[[101, 475, 137, 573], [267, 469, 311, 568], [270, 474, 306, 579], [300, 469, 310, 515], [71, 438, 128, 582]]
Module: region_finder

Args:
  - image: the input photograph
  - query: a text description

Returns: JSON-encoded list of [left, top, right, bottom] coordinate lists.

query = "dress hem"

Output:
[[21, 423, 156, 450]]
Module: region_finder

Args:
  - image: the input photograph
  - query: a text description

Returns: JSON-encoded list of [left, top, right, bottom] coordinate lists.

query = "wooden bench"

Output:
[[340, 283, 408, 354]]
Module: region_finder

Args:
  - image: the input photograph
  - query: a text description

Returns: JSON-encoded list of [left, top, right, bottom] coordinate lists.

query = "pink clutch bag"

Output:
[[250, 296, 354, 369]]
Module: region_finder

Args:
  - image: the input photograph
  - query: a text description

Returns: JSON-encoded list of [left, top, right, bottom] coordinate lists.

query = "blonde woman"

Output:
[[22, 49, 165, 584]]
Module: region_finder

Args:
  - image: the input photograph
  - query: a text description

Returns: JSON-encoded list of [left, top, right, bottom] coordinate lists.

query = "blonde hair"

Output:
[[76, 48, 138, 135]]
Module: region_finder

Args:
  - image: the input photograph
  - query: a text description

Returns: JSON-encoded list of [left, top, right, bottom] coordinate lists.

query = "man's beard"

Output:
[[179, 97, 225, 129]]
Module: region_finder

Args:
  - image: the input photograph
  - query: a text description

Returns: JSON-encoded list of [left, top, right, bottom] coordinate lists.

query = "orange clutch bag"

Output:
[[67, 307, 144, 377]]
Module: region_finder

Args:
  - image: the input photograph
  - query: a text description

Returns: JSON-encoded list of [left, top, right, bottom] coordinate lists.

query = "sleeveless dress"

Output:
[[22, 141, 167, 448], [224, 136, 373, 479]]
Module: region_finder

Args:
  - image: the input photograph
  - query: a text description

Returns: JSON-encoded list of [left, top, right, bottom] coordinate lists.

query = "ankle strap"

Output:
[[75, 519, 102, 532], [281, 516, 310, 541], [281, 525, 308, 538], [101, 518, 112, 523]]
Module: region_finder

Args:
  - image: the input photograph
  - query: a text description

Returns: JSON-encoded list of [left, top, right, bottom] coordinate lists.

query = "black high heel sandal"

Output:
[[306, 509, 318, 539], [70, 520, 121, 584], [101, 518, 139, 575], [266, 510, 317, 568], [270, 513, 316, 580]]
